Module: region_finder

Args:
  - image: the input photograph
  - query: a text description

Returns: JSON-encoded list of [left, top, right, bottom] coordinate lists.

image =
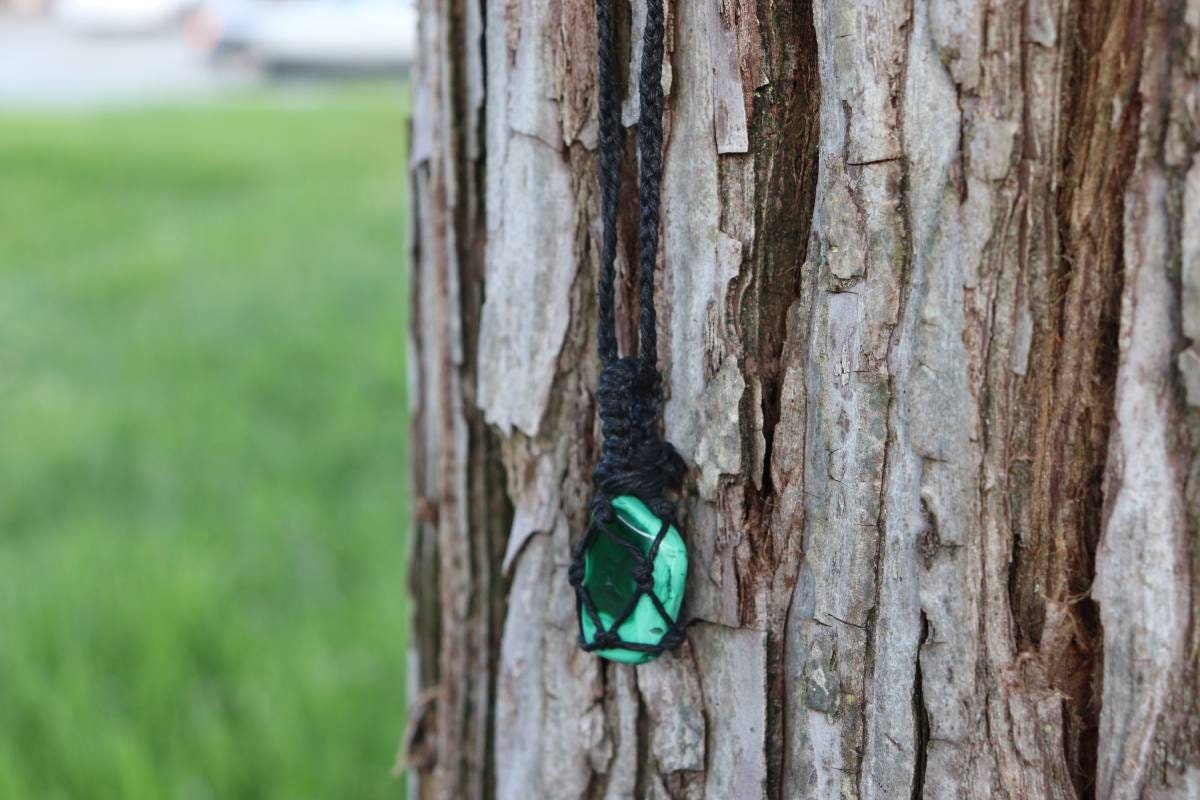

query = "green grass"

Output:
[[0, 86, 410, 799]]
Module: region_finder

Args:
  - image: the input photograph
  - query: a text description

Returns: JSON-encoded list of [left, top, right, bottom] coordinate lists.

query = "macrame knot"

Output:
[[593, 356, 686, 501], [659, 628, 686, 651], [648, 497, 675, 523], [631, 559, 655, 591], [590, 495, 615, 525], [567, 559, 586, 588], [593, 630, 621, 649]]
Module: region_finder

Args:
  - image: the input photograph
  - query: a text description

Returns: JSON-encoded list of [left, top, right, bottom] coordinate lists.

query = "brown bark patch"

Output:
[[1008, 0, 1146, 794]]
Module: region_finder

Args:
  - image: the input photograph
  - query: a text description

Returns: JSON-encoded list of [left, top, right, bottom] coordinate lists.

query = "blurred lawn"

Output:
[[0, 86, 409, 799]]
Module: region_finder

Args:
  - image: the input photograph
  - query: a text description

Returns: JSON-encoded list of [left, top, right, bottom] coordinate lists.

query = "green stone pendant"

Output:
[[579, 495, 687, 664]]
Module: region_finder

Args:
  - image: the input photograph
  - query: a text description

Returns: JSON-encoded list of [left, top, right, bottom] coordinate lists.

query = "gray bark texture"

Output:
[[403, 0, 1200, 797]]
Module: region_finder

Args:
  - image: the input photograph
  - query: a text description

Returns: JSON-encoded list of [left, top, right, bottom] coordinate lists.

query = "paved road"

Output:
[[0, 13, 257, 107]]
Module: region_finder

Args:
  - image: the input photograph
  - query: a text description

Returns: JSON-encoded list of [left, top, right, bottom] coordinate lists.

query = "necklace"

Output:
[[568, 0, 688, 664]]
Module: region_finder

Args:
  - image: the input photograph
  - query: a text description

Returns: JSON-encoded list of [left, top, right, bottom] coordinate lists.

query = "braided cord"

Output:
[[595, 0, 666, 368], [595, 0, 620, 366], [635, 0, 665, 369]]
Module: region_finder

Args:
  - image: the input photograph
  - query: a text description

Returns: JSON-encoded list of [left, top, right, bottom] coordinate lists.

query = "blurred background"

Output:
[[0, 1, 413, 797]]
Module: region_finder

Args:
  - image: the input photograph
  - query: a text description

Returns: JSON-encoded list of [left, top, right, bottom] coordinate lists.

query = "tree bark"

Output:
[[404, 0, 1200, 797]]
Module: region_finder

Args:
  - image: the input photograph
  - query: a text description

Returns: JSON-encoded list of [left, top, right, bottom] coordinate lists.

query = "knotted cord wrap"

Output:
[[570, 0, 687, 660], [593, 357, 686, 500]]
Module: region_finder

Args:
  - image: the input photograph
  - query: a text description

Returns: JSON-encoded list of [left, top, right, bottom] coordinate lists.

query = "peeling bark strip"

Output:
[[408, 0, 1200, 798]]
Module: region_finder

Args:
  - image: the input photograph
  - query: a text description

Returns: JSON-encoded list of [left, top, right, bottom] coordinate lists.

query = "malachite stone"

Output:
[[580, 495, 687, 664]]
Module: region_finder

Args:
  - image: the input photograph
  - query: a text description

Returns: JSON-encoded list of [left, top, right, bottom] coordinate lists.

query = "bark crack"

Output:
[[911, 612, 930, 800]]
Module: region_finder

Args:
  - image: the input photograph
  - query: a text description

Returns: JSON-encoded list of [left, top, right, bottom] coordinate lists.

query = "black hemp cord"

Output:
[[568, 0, 687, 657]]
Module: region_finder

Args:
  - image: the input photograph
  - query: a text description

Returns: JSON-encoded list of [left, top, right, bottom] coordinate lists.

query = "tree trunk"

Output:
[[404, 0, 1200, 797]]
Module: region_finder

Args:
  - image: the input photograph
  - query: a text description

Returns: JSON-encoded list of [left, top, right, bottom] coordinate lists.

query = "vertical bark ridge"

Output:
[[407, 0, 505, 797], [1024, 0, 1145, 791], [741, 0, 822, 794], [1095, 0, 1199, 795]]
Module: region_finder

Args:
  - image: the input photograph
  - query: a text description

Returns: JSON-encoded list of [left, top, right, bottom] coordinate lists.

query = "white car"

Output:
[[255, 0, 414, 70], [191, 0, 415, 71], [56, 0, 197, 34]]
